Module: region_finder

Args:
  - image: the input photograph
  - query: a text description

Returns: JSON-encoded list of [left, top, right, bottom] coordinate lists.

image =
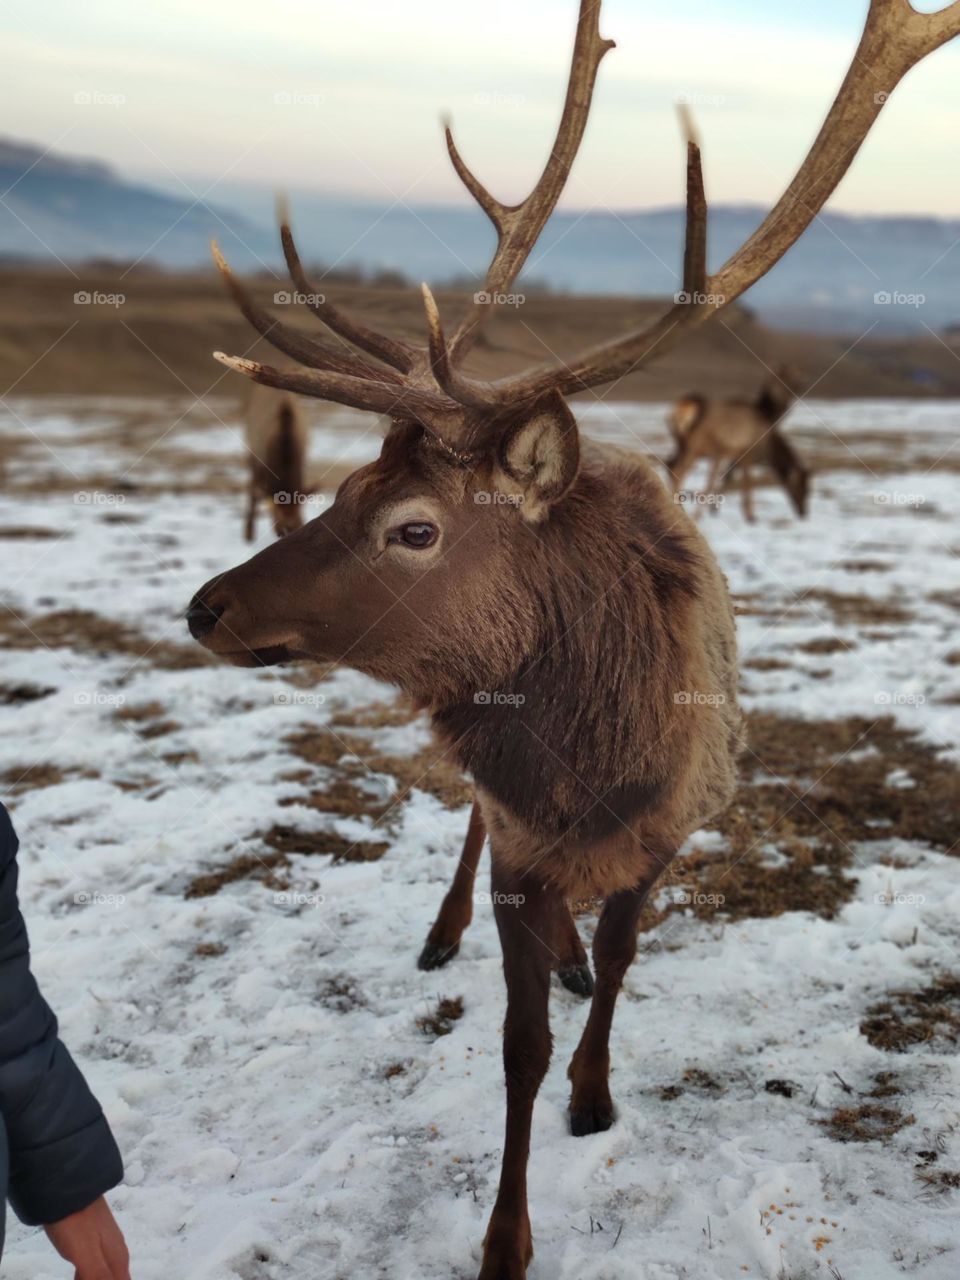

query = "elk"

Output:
[[185, 2, 959, 1275], [667, 365, 811, 520], [240, 378, 312, 540]]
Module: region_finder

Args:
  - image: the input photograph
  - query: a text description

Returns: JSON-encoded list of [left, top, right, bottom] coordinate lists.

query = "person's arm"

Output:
[[0, 804, 127, 1275]]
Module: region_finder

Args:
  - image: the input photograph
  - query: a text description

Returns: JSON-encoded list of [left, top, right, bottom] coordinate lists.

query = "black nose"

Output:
[[186, 598, 224, 640]]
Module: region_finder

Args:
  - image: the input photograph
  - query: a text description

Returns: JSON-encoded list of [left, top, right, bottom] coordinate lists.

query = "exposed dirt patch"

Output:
[[0, 526, 64, 540], [184, 850, 290, 899], [743, 657, 792, 672], [0, 762, 97, 792], [417, 996, 464, 1038], [819, 1072, 913, 1143], [318, 975, 366, 1013], [930, 589, 960, 613], [261, 823, 389, 864], [820, 1101, 914, 1143], [0, 607, 213, 670], [115, 702, 182, 739], [917, 1169, 960, 1193], [641, 713, 960, 933], [860, 974, 960, 1053], [798, 636, 856, 655], [0, 681, 56, 705], [331, 699, 420, 730], [286, 727, 472, 812], [798, 590, 912, 627], [837, 560, 890, 573], [194, 941, 227, 958]]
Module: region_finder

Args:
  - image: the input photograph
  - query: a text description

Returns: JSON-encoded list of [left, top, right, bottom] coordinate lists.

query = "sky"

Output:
[[2, 0, 959, 215]]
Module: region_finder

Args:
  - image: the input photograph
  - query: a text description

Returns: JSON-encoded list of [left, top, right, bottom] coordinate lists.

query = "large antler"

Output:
[[212, 0, 960, 455], [442, 0, 614, 361], [450, 0, 960, 406]]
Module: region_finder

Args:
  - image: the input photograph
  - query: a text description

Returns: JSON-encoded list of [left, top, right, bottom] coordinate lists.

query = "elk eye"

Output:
[[395, 521, 438, 549]]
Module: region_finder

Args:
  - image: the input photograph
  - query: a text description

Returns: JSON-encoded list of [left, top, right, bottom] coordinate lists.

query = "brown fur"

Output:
[[186, 398, 743, 1278], [667, 367, 811, 520], [243, 383, 310, 540]]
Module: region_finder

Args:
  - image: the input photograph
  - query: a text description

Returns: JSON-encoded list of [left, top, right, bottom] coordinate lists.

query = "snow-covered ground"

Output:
[[1, 397, 958, 1280]]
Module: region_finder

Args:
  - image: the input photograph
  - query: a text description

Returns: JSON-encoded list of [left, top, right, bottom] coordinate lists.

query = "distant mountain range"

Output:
[[2, 137, 959, 336]]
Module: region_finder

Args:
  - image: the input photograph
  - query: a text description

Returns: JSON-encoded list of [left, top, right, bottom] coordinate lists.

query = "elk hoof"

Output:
[[569, 1102, 615, 1137], [417, 939, 460, 971], [557, 962, 594, 998]]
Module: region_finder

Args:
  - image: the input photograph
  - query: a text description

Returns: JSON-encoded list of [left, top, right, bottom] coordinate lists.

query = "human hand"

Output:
[[44, 1195, 130, 1279]]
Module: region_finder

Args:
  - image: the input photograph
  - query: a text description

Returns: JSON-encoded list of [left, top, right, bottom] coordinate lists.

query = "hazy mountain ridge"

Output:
[[2, 138, 959, 335]]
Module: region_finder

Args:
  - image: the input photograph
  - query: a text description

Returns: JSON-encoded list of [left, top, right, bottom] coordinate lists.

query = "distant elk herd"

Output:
[[186, 1, 959, 1277]]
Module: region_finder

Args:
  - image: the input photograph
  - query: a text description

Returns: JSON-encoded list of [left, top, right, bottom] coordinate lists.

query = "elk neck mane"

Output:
[[430, 451, 705, 843]]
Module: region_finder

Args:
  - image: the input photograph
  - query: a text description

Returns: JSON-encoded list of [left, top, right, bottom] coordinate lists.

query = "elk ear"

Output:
[[494, 392, 580, 522]]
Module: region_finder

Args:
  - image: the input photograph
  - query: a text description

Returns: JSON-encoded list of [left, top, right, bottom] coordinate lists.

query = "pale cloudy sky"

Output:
[[2, 0, 958, 214]]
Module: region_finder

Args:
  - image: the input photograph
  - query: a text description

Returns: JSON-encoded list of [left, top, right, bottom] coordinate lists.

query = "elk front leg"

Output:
[[244, 479, 258, 542], [555, 903, 594, 997], [479, 861, 560, 1280], [567, 868, 661, 1136], [740, 464, 756, 523], [700, 456, 722, 518], [418, 799, 485, 970]]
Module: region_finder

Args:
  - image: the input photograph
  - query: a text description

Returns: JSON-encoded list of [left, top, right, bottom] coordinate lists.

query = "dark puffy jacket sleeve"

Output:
[[0, 804, 122, 1226]]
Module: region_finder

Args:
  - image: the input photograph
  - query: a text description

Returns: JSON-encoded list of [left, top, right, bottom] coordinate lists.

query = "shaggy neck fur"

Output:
[[431, 462, 701, 842]]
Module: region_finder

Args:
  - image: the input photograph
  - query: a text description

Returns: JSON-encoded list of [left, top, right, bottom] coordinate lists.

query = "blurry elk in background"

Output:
[[667, 365, 811, 520], [235, 351, 313, 541], [186, 1, 959, 1276]]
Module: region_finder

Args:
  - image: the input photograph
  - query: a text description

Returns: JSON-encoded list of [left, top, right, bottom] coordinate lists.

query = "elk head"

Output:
[[187, 0, 959, 694]]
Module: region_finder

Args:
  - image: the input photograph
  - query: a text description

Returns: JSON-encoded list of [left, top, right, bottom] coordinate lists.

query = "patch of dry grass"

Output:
[[416, 996, 464, 1038], [860, 975, 960, 1053], [0, 607, 212, 670]]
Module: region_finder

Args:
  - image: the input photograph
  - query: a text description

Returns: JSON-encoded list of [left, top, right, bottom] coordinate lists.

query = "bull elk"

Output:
[[241, 381, 312, 540], [185, 2, 959, 1275], [667, 365, 811, 520]]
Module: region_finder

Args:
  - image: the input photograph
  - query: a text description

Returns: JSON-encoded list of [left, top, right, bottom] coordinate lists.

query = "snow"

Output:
[[1, 397, 959, 1279]]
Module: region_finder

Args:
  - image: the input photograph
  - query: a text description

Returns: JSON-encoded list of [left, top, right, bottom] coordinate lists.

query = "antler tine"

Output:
[[467, 0, 960, 404], [212, 352, 463, 431], [277, 197, 419, 374], [442, 117, 508, 236], [444, 0, 615, 362], [420, 283, 493, 409], [211, 241, 403, 384], [678, 105, 707, 301]]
